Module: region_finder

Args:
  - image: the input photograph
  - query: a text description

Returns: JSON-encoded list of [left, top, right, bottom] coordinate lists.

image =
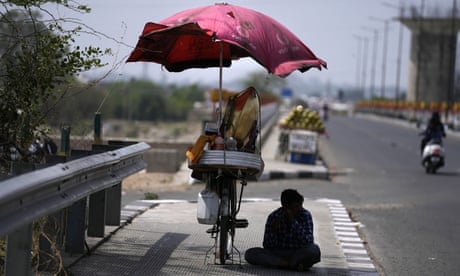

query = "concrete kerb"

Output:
[[257, 164, 329, 181]]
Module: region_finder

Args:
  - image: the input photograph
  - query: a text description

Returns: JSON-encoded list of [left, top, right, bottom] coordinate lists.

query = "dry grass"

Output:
[[122, 170, 189, 193], [103, 119, 202, 143], [119, 119, 202, 194]]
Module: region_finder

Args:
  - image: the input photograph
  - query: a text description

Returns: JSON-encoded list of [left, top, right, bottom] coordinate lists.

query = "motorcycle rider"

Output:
[[420, 111, 446, 155]]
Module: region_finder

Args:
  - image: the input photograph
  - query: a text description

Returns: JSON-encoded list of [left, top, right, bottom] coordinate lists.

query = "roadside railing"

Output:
[[0, 141, 150, 275], [354, 100, 460, 130]]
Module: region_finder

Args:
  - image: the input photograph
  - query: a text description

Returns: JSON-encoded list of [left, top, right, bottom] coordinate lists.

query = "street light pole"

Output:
[[361, 37, 370, 99], [383, 1, 406, 108], [353, 35, 363, 90], [395, 7, 404, 103], [362, 27, 379, 98], [415, 0, 426, 103], [370, 16, 390, 99], [447, 0, 457, 122], [381, 20, 389, 99]]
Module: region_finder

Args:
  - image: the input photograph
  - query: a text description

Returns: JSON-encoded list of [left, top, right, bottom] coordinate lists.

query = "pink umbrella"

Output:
[[127, 3, 327, 127], [127, 3, 327, 77]]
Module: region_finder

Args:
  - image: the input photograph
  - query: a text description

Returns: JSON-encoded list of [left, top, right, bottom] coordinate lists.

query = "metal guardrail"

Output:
[[0, 141, 150, 275], [0, 142, 150, 237]]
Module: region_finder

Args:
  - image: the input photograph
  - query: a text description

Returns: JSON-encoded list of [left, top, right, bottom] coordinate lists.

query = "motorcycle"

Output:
[[421, 139, 445, 174]]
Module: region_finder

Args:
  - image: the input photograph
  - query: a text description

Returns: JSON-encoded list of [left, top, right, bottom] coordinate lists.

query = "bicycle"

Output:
[[188, 87, 263, 265]]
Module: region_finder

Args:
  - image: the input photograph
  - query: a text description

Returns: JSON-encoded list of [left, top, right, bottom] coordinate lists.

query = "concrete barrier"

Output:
[[144, 148, 182, 173]]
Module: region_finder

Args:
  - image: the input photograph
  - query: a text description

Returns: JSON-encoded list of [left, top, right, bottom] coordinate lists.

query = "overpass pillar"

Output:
[[400, 18, 460, 103]]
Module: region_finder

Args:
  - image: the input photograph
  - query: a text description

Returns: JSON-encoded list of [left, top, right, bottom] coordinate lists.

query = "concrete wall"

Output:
[[62, 137, 192, 173], [144, 142, 191, 173]]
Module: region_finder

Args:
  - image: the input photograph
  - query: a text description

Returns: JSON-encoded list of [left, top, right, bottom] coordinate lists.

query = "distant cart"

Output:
[[279, 129, 318, 164]]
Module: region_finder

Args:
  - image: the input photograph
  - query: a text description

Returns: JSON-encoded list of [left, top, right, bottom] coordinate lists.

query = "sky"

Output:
[[62, 0, 454, 95]]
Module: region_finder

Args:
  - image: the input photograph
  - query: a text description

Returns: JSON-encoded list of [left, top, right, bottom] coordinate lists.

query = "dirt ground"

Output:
[[120, 119, 203, 194], [122, 170, 189, 193]]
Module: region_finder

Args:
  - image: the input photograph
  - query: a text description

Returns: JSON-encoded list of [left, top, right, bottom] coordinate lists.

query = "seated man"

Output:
[[245, 189, 321, 271]]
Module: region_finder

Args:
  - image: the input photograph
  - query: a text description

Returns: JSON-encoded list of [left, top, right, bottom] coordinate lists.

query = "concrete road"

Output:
[[320, 114, 460, 276]]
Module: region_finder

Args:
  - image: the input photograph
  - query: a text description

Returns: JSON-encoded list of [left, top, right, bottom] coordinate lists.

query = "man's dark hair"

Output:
[[281, 189, 304, 207]]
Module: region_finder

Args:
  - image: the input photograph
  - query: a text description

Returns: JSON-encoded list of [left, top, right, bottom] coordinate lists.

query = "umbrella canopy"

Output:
[[127, 3, 326, 77]]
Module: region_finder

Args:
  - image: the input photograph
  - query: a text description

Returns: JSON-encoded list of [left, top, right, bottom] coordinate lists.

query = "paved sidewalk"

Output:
[[68, 198, 374, 275]]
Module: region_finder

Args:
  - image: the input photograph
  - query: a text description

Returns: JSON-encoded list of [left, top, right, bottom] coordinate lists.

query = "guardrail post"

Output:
[[59, 125, 71, 157], [65, 198, 87, 253], [105, 183, 122, 226], [10, 161, 35, 176], [5, 224, 33, 276], [94, 112, 102, 144], [87, 190, 106, 237], [91, 141, 137, 227]]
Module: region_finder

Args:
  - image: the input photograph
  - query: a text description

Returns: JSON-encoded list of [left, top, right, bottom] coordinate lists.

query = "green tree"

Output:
[[100, 80, 167, 121], [45, 84, 108, 135], [0, 1, 107, 153], [166, 83, 205, 120], [47, 79, 208, 128]]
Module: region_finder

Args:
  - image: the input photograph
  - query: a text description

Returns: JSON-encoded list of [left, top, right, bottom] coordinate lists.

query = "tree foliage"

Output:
[[0, 0, 107, 149], [48, 80, 208, 131]]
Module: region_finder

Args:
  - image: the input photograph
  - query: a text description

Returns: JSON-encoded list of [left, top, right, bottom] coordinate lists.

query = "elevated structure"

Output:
[[401, 17, 460, 103]]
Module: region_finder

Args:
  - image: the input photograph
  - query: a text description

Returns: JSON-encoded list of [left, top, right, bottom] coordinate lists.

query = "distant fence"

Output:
[[0, 142, 150, 275], [355, 100, 460, 130]]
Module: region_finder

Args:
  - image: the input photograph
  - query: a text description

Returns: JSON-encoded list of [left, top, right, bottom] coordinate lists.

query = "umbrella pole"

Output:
[[218, 41, 223, 135]]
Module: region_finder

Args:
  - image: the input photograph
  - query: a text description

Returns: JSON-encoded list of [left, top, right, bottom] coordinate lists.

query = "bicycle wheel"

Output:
[[219, 215, 230, 264], [218, 177, 236, 264]]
